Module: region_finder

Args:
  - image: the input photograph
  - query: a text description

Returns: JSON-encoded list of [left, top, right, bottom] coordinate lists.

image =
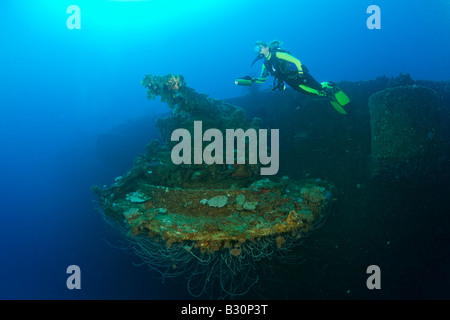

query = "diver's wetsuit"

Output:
[[253, 51, 326, 96]]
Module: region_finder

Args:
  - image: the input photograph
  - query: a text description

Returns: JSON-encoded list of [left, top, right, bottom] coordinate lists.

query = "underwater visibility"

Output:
[[2, 0, 450, 301]]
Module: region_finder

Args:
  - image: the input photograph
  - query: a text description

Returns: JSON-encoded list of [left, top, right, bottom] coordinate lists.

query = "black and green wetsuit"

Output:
[[253, 51, 326, 96]]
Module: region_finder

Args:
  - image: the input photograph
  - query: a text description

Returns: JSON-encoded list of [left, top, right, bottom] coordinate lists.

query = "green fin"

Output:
[[322, 82, 350, 114], [329, 99, 347, 114], [334, 87, 350, 106]]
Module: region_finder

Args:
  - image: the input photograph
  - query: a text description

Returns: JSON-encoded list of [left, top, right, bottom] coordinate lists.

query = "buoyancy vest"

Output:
[[263, 48, 302, 81]]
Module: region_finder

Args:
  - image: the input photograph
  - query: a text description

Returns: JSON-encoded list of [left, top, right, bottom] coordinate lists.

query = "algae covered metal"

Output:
[[93, 74, 332, 297]]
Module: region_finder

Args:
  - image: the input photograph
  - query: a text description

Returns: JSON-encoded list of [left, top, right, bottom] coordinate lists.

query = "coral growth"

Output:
[[141, 74, 185, 108], [95, 177, 330, 254], [94, 74, 332, 297]]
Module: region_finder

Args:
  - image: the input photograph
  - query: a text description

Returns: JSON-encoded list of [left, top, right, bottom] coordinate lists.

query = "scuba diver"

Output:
[[236, 40, 350, 114]]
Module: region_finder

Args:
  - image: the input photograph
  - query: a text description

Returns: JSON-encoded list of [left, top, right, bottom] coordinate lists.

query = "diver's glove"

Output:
[[251, 77, 265, 83]]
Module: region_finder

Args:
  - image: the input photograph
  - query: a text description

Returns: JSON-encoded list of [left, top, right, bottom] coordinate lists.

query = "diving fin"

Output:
[[334, 87, 350, 106], [323, 82, 350, 114], [329, 99, 347, 115]]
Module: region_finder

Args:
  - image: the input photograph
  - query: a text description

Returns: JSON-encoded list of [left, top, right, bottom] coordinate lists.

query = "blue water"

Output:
[[1, 0, 449, 299]]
